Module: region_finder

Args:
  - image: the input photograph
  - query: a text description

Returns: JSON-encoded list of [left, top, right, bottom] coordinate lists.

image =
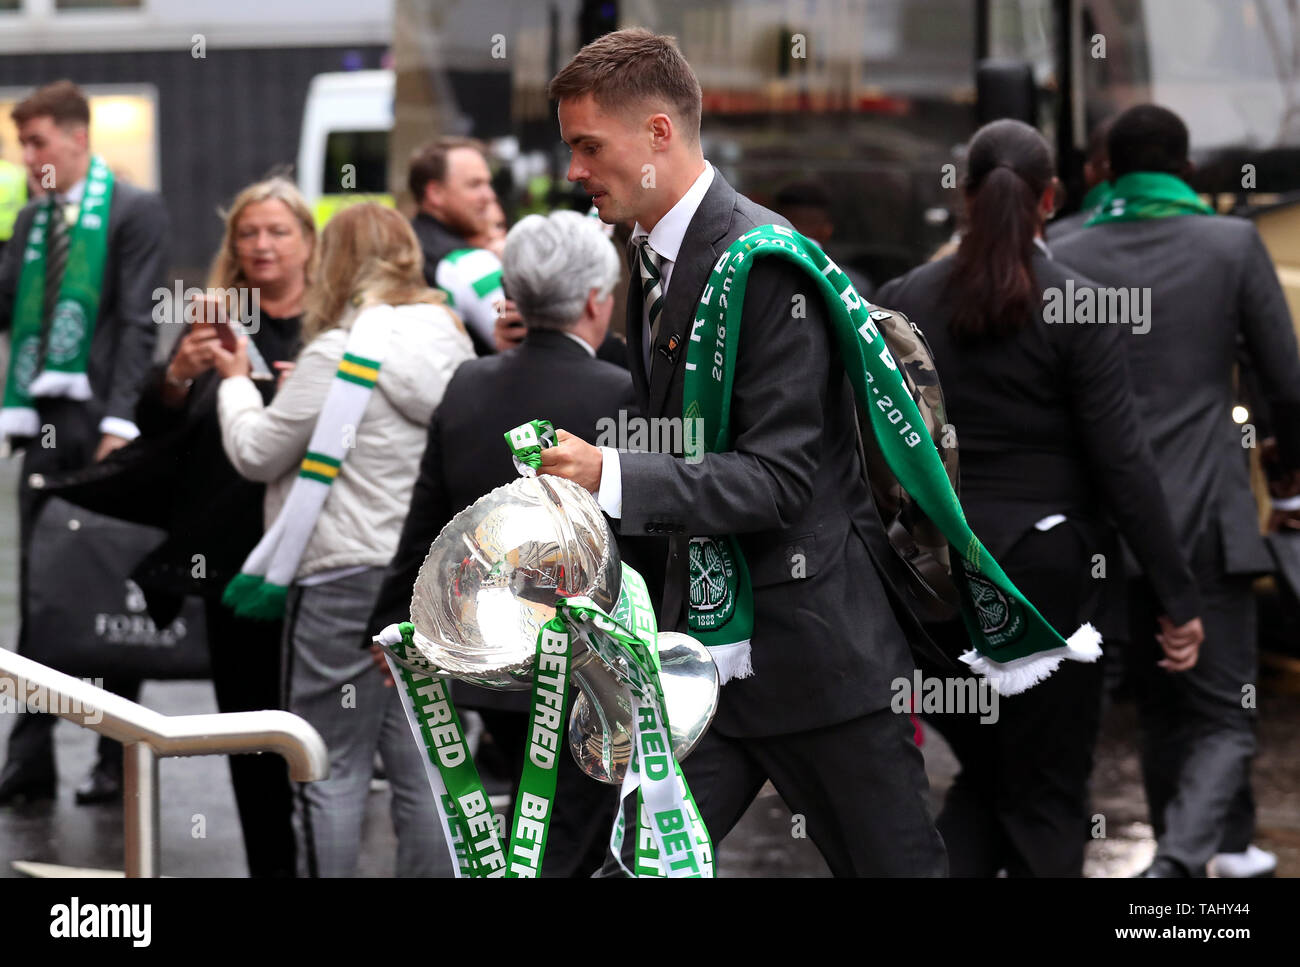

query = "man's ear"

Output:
[[1040, 178, 1062, 219], [648, 112, 673, 151], [1179, 159, 1196, 179]]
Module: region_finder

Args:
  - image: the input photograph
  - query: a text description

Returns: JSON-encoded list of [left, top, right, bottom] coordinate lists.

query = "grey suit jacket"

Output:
[[1052, 214, 1300, 576], [616, 168, 919, 737], [0, 181, 169, 441]]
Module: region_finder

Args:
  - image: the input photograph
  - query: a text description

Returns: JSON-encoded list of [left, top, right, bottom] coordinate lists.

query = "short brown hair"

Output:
[[12, 80, 90, 129], [548, 28, 702, 141], [407, 136, 487, 201]]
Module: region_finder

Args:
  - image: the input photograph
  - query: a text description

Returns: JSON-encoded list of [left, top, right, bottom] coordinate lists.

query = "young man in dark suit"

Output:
[[1053, 104, 1300, 878], [539, 29, 946, 876], [0, 80, 168, 806], [367, 209, 636, 876]]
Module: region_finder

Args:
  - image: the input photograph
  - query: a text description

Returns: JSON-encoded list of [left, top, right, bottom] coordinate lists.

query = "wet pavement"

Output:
[[0, 456, 1296, 878]]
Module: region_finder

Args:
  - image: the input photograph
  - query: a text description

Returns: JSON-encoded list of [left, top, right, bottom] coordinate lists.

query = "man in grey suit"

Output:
[[0, 81, 168, 806], [539, 29, 946, 875], [1053, 104, 1300, 877]]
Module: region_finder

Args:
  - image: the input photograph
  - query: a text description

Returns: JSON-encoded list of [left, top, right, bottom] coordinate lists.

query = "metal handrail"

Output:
[[0, 647, 329, 877]]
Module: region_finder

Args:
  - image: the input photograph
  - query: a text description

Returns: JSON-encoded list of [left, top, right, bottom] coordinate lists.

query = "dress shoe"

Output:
[[1138, 856, 1198, 878], [74, 763, 123, 805], [0, 758, 56, 805], [1210, 845, 1277, 878]]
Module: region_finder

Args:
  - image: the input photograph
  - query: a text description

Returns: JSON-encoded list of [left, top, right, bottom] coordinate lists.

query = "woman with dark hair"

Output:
[[876, 119, 1204, 876]]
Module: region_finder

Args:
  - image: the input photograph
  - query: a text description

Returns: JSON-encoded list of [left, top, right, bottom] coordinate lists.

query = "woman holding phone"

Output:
[[130, 176, 315, 877]]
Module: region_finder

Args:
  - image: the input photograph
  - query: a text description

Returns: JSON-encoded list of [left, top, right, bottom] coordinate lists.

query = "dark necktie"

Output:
[[632, 236, 665, 377], [44, 199, 70, 325]]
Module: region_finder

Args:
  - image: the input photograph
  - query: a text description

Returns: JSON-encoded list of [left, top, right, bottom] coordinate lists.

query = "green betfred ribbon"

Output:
[[686, 225, 1101, 694], [380, 562, 712, 877], [504, 419, 556, 475], [1085, 171, 1214, 226]]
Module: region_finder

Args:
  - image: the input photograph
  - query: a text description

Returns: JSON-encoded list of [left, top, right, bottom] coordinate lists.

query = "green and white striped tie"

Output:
[[635, 236, 665, 363]]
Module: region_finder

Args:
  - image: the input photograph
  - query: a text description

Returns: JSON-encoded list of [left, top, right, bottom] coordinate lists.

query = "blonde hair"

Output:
[[207, 177, 316, 291], [302, 202, 457, 342]]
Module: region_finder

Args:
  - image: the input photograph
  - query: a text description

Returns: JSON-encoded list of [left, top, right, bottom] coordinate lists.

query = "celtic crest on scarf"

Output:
[[688, 536, 737, 630]]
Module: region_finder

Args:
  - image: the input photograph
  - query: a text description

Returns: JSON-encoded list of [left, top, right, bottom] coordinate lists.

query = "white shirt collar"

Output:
[[630, 163, 715, 263], [60, 177, 87, 206], [561, 330, 596, 357]]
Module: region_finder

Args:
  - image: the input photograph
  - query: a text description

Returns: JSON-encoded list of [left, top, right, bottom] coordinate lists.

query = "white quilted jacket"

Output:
[[218, 301, 474, 580]]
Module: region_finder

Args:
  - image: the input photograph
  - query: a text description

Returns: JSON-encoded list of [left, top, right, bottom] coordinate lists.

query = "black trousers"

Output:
[[476, 708, 617, 877], [4, 403, 140, 778], [204, 601, 296, 877], [924, 521, 1104, 877], [1126, 569, 1257, 874], [680, 706, 947, 876]]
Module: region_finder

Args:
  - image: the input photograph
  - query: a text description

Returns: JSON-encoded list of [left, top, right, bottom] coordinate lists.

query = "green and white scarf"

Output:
[[435, 247, 504, 347], [223, 309, 393, 619], [0, 155, 113, 442], [1085, 171, 1214, 226], [686, 225, 1101, 695]]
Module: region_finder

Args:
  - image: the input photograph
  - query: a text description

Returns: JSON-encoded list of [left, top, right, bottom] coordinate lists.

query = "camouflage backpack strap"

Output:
[[856, 305, 961, 623]]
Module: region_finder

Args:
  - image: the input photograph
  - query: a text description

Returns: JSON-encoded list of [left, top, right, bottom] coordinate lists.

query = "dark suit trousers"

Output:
[[1126, 570, 1257, 873], [681, 706, 946, 876], [204, 601, 295, 877], [476, 708, 618, 877], [925, 521, 1105, 877], [6, 401, 140, 776]]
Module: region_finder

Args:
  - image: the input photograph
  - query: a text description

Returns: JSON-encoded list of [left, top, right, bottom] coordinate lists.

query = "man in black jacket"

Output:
[[540, 29, 945, 875], [408, 137, 498, 356], [367, 209, 636, 876], [1053, 104, 1300, 878], [0, 81, 168, 806]]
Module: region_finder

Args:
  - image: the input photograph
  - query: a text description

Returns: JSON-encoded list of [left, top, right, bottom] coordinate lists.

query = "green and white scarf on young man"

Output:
[[1085, 171, 1215, 226], [223, 307, 394, 620], [687, 225, 1102, 695], [0, 155, 114, 442]]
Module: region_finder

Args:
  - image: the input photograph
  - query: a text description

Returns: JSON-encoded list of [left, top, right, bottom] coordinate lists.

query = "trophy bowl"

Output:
[[402, 474, 621, 688]]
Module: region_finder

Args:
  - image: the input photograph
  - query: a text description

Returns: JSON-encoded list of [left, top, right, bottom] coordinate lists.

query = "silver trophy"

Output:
[[395, 474, 718, 784]]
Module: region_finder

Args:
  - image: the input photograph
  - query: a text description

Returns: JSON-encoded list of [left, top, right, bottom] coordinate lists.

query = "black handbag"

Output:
[[25, 496, 210, 680]]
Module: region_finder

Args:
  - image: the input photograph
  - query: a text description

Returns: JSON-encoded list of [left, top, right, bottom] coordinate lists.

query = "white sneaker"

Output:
[[1210, 845, 1277, 878]]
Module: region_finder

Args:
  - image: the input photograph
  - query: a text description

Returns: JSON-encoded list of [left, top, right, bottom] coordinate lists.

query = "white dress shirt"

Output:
[[597, 162, 714, 519]]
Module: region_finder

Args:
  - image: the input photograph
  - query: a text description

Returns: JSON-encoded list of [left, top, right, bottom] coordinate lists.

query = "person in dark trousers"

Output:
[[0, 81, 166, 807], [129, 177, 313, 876], [1053, 104, 1300, 878], [540, 29, 946, 876], [876, 119, 1203, 876], [366, 209, 637, 876]]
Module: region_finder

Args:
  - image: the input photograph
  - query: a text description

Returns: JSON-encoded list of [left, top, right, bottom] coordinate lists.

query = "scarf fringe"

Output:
[[707, 640, 753, 685], [29, 370, 93, 402], [960, 622, 1102, 696], [0, 407, 40, 441]]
